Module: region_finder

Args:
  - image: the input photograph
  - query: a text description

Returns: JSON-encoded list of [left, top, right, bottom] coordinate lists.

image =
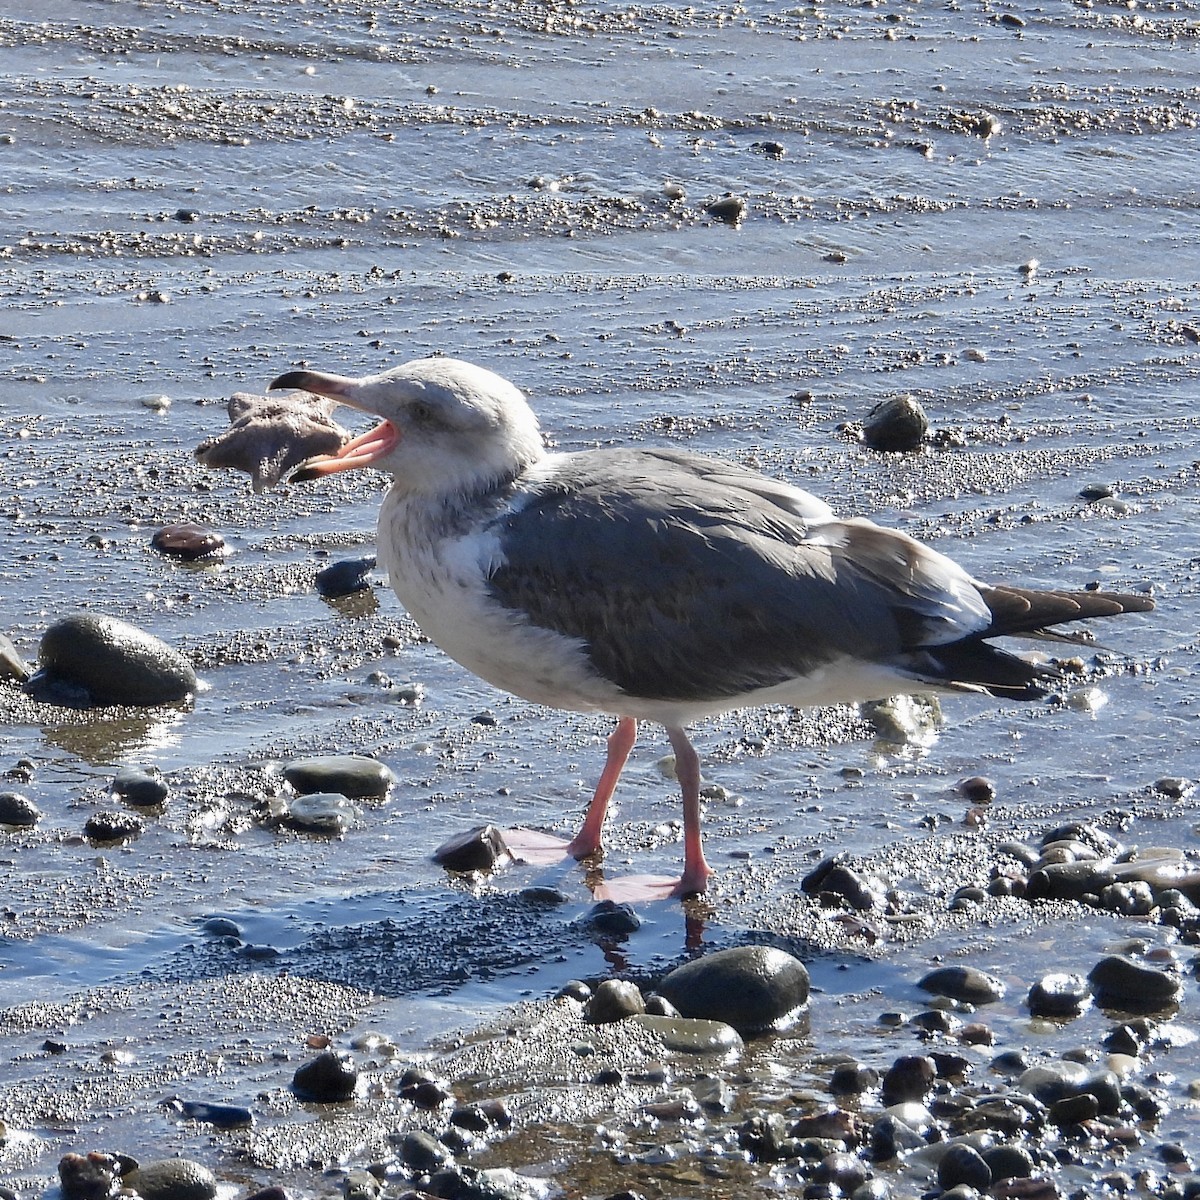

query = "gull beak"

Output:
[[270, 369, 400, 480]]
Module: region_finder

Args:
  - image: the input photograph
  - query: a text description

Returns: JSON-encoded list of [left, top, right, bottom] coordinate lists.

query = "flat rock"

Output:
[[919, 965, 1006, 1004], [126, 1158, 218, 1200], [283, 754, 395, 799]]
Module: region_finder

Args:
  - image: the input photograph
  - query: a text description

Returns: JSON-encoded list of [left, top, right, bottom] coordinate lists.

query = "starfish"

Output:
[[195, 391, 350, 492]]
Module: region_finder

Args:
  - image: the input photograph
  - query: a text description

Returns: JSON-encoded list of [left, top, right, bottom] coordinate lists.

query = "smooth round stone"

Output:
[[399, 1129, 450, 1173], [862, 395, 929, 451], [881, 1054, 936, 1104], [284, 793, 357, 834], [126, 1160, 216, 1200], [37, 614, 197, 706], [655, 945, 809, 1034], [1027, 973, 1090, 1018], [150, 522, 226, 561], [632, 1013, 744, 1055], [315, 556, 376, 597], [283, 754, 395, 799], [292, 1050, 357, 1101], [111, 766, 169, 807], [871, 1112, 927, 1160], [0, 632, 31, 682], [172, 1099, 254, 1129], [937, 1143, 992, 1192], [0, 791, 40, 827], [586, 979, 646, 1024], [919, 965, 1006, 1005], [1087, 954, 1181, 1011], [1018, 1060, 1090, 1104], [982, 1144, 1035, 1182]]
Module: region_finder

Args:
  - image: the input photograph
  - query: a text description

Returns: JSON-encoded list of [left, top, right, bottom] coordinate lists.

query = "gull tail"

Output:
[[923, 585, 1154, 699]]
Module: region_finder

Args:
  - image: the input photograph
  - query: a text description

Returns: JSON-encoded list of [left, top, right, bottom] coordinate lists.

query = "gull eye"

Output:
[[409, 401, 434, 424]]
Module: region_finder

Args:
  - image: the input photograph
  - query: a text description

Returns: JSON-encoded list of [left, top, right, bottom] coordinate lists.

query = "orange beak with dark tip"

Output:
[[269, 368, 401, 481]]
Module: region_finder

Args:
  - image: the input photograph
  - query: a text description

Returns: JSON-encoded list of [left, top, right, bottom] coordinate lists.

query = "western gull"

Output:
[[268, 356, 1153, 899]]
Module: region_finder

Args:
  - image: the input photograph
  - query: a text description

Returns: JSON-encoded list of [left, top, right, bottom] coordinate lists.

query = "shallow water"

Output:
[[0, 0, 1198, 1194]]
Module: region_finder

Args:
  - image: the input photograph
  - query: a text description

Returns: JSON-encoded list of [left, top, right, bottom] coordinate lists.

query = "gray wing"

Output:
[[485, 449, 989, 702]]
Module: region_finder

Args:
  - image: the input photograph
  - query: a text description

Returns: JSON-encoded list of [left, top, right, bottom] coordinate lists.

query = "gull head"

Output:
[[269, 356, 545, 499]]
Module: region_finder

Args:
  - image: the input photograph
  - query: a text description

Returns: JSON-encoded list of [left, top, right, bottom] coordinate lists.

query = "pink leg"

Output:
[[666, 725, 714, 897], [566, 715, 637, 859]]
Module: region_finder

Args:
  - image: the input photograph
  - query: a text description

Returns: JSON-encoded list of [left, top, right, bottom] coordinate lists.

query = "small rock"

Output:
[[862, 396, 929, 452], [284, 793, 358, 835], [84, 810, 144, 843], [1088, 955, 1181, 1011], [586, 979, 646, 1024], [938, 1143, 992, 1192], [292, 1050, 357, 1101], [706, 193, 747, 225], [433, 825, 508, 872], [0, 791, 40, 827], [583, 899, 642, 937], [111, 766, 169, 807], [316, 557, 376, 598], [170, 1099, 254, 1128], [919, 965, 1006, 1004], [655, 945, 809, 1034], [150, 523, 226, 562], [35, 614, 197, 707], [283, 754, 395, 799], [397, 1129, 451, 1172], [881, 1055, 936, 1104], [633, 1014, 744, 1055], [126, 1159, 218, 1200], [1027, 973, 1090, 1019], [342, 1170, 381, 1200]]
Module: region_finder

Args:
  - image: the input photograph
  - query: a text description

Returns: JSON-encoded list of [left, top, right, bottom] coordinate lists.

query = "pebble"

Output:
[[655, 945, 810, 1034], [315, 556, 376, 598], [802, 857, 885, 911], [919, 965, 1006, 1005], [35, 614, 197, 706], [0, 790, 40, 826], [881, 1055, 936, 1104], [1088, 954, 1181, 1011], [396, 1066, 452, 1108], [150, 522, 226, 561], [284, 792, 358, 835], [861, 396, 929, 451], [292, 1050, 358, 1101], [283, 754, 396, 799], [111, 765, 169, 807], [586, 980, 646, 1024], [432, 824, 509, 872], [1027, 973, 1090, 1019], [938, 1143, 992, 1191], [584, 899, 643, 937], [126, 1159, 218, 1200], [169, 1099, 254, 1128], [705, 193, 747, 225], [397, 1129, 451, 1172], [84, 810, 145, 843]]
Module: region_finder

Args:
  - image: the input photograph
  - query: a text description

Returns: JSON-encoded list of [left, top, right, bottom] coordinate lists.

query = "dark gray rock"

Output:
[[125, 1159, 218, 1200], [0, 791, 40, 827], [58, 1152, 121, 1200], [283, 754, 395, 799], [937, 1144, 992, 1191], [1088, 954, 1181, 1011], [433, 825, 508, 872], [1027, 972, 1090, 1018], [283, 792, 357, 834], [881, 1055, 936, 1104], [36, 614, 196, 706], [292, 1050, 357, 1101], [84, 810, 144, 843], [316, 556, 376, 598], [655, 945, 809, 1034], [862, 395, 929, 451], [398, 1129, 451, 1173], [919, 965, 1006, 1004], [586, 979, 646, 1024], [150, 523, 226, 561], [171, 1099, 254, 1129], [112, 766, 169, 807], [1025, 860, 1117, 903]]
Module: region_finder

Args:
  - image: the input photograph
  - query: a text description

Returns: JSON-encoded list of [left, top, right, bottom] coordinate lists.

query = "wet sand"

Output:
[[0, 1, 1198, 1197]]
